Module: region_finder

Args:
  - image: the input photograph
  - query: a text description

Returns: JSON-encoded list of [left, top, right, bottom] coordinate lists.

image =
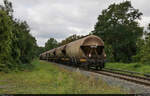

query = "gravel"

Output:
[[52, 62, 150, 94]]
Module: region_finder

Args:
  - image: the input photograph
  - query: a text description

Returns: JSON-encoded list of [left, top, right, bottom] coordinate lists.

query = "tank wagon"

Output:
[[40, 35, 106, 70]]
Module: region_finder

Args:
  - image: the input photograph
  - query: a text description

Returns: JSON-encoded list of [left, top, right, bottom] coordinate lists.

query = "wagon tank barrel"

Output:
[[65, 35, 105, 58], [40, 35, 106, 70]]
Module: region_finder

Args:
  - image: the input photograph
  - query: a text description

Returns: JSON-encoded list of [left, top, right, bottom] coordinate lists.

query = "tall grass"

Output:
[[0, 60, 125, 94]]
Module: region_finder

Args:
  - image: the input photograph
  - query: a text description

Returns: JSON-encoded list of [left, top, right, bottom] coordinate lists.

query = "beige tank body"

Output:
[[48, 49, 56, 57], [65, 35, 104, 58], [55, 45, 66, 57], [41, 51, 47, 59]]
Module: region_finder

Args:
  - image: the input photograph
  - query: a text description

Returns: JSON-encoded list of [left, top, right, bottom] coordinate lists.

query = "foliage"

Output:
[[14, 21, 37, 64], [44, 38, 58, 51], [35, 46, 45, 56], [132, 38, 145, 62], [0, 10, 13, 71], [0, 60, 124, 94], [91, 1, 143, 63], [0, 0, 37, 72], [104, 43, 114, 62], [133, 25, 150, 63]]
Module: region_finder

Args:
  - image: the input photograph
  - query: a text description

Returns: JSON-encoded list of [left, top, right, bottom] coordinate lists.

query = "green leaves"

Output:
[[92, 1, 143, 63], [0, 10, 13, 71], [0, 0, 37, 72], [134, 33, 150, 64], [45, 38, 58, 51]]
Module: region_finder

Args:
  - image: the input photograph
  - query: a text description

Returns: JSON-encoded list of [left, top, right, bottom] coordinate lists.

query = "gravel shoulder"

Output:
[[52, 62, 150, 94]]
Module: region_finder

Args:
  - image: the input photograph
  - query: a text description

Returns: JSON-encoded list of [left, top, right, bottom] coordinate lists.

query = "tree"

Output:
[[133, 24, 150, 63], [92, 1, 143, 62], [0, 0, 38, 71], [15, 21, 37, 64], [45, 38, 58, 51], [141, 37, 150, 63], [0, 0, 13, 16], [0, 10, 13, 71], [145, 24, 150, 40], [35, 46, 45, 56]]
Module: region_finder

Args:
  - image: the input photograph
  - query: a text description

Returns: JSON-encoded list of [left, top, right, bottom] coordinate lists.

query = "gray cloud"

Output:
[[0, 0, 150, 46]]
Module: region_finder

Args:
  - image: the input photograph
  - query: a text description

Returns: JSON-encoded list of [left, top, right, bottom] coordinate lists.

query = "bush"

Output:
[[133, 37, 150, 64]]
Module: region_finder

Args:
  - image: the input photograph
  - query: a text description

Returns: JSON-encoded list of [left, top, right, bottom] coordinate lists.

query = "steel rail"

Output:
[[104, 68, 150, 77], [45, 61, 150, 86], [80, 67, 150, 86], [102, 69, 150, 81], [93, 70, 150, 86]]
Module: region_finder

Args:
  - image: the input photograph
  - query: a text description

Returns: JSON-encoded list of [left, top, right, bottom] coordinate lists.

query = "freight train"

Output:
[[39, 35, 106, 70]]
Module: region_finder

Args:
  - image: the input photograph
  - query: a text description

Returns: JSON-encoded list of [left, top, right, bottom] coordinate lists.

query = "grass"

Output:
[[106, 62, 150, 74], [0, 59, 125, 94]]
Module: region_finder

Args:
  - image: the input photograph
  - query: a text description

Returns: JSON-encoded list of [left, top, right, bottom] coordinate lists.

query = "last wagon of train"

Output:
[[39, 35, 106, 70]]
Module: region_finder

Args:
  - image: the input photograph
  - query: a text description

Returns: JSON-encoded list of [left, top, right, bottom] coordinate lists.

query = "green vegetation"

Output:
[[92, 1, 143, 63], [0, 0, 37, 72], [106, 62, 150, 74], [44, 38, 58, 51], [0, 9, 13, 71], [0, 60, 125, 94], [133, 29, 150, 63]]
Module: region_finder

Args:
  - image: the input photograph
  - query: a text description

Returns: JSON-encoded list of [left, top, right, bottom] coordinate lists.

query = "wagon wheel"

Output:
[[99, 66, 102, 70], [96, 66, 99, 70], [69, 57, 74, 66], [74, 57, 79, 67], [84, 63, 90, 70]]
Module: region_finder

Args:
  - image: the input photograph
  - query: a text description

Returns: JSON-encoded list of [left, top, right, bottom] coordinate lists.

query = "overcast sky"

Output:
[[0, 0, 150, 46]]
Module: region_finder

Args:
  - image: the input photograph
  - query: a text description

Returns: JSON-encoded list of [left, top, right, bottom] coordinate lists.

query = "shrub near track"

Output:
[[0, 59, 125, 94]]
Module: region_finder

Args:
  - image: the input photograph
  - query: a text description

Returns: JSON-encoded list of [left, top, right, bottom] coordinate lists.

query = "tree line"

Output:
[[0, 0, 37, 72]]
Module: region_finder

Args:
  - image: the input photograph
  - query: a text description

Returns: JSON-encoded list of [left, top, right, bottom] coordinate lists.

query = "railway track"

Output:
[[90, 68, 150, 87], [67, 65, 150, 87], [48, 61, 150, 87]]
